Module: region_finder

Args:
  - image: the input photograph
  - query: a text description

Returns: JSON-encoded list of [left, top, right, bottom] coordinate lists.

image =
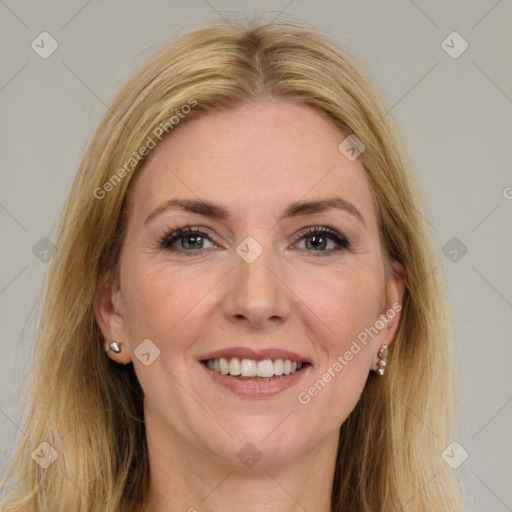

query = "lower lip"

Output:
[[201, 362, 310, 398]]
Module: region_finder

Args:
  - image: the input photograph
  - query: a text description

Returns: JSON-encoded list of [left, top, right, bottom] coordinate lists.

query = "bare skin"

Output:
[[95, 99, 404, 512]]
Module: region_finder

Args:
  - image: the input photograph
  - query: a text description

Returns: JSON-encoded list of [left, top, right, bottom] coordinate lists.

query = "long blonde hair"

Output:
[[0, 19, 464, 511]]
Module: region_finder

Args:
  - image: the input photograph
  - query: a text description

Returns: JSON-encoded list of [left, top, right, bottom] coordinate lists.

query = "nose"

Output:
[[223, 240, 290, 330]]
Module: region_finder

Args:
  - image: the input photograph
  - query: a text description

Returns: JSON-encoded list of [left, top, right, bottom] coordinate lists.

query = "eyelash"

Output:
[[157, 224, 351, 258]]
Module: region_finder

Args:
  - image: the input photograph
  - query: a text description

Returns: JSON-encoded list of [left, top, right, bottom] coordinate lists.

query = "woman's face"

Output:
[[96, 100, 404, 468]]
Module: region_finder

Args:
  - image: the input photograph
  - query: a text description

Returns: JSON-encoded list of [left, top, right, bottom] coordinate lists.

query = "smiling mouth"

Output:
[[201, 357, 309, 381]]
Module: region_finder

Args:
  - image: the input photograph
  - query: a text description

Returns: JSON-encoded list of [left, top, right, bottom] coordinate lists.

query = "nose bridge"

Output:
[[225, 233, 289, 324]]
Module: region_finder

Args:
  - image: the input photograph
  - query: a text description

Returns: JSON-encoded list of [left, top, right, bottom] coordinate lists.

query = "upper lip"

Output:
[[199, 346, 310, 364]]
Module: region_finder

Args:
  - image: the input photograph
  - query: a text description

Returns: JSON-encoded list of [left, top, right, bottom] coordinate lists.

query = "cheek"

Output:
[[301, 262, 383, 353], [120, 257, 210, 352], [294, 263, 383, 413], [337, 275, 382, 351]]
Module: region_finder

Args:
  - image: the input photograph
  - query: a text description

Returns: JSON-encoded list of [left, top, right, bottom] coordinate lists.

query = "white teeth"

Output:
[[256, 359, 274, 378], [240, 358, 257, 377], [274, 359, 284, 375], [229, 357, 241, 376], [219, 357, 229, 374], [205, 357, 305, 377]]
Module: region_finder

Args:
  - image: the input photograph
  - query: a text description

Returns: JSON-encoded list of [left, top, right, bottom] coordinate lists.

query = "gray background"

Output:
[[1, 1, 511, 510]]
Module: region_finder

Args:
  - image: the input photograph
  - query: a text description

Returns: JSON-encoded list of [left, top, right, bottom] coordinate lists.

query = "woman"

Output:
[[0, 20, 464, 511]]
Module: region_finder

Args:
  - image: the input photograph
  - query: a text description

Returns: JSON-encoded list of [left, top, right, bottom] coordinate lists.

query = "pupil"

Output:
[[184, 235, 202, 249], [308, 235, 326, 250]]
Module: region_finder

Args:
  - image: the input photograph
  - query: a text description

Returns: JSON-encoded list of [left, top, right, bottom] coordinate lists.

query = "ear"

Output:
[[371, 260, 405, 369], [94, 272, 132, 364]]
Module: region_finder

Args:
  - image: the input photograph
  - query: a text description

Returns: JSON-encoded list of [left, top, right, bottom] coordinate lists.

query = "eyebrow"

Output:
[[144, 196, 366, 227]]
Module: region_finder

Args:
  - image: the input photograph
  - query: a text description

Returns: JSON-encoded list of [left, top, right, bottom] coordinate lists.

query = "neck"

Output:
[[142, 407, 338, 512]]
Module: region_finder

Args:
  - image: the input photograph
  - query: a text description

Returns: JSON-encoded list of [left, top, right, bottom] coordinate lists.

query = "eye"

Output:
[[158, 224, 216, 256], [157, 224, 351, 257], [294, 226, 351, 256]]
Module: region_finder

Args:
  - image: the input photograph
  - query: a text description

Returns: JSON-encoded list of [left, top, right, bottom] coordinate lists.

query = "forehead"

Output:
[[128, 101, 377, 229]]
